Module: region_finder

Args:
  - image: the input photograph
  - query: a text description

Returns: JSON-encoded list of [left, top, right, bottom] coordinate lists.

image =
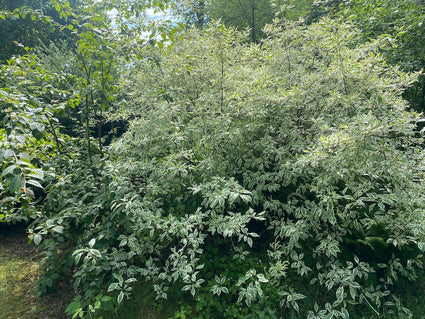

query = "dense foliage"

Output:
[[341, 0, 425, 112], [2, 1, 425, 318]]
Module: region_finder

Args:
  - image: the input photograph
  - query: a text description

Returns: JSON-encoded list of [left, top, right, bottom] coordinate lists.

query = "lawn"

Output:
[[0, 224, 71, 319], [0, 224, 180, 319]]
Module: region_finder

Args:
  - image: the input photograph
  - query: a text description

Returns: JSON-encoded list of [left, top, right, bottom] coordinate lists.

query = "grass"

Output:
[[0, 223, 72, 319]]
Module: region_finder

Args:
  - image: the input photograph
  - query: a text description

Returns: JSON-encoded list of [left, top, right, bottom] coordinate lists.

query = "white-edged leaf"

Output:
[[107, 282, 119, 292], [336, 286, 344, 301], [88, 238, 96, 248], [117, 291, 124, 304], [27, 179, 43, 189], [33, 234, 42, 245]]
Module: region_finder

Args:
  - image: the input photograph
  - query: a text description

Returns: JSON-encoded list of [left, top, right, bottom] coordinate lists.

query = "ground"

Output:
[[0, 223, 181, 319], [0, 223, 72, 319]]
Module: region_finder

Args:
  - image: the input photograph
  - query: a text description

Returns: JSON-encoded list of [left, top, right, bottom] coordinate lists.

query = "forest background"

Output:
[[2, 0, 425, 318]]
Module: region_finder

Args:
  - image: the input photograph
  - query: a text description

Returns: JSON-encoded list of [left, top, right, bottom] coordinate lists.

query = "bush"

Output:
[[31, 19, 425, 318]]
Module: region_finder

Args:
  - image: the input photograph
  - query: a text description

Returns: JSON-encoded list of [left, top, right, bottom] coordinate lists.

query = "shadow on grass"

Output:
[[0, 223, 73, 319]]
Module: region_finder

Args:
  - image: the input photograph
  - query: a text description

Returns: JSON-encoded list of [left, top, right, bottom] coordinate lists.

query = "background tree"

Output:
[[0, 0, 81, 62], [175, 0, 207, 27], [273, 0, 425, 111], [205, 0, 275, 42], [339, 0, 425, 111], [0, 52, 69, 223], [267, 0, 345, 23]]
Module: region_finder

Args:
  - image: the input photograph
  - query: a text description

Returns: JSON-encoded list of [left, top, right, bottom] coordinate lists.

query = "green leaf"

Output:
[[33, 234, 42, 245], [52, 226, 64, 234], [28, 168, 44, 179], [349, 286, 356, 300], [3, 149, 13, 160], [32, 129, 44, 140], [72, 309, 82, 319], [16, 135, 26, 144], [19, 152, 30, 161], [9, 175, 24, 193], [2, 165, 17, 177]]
